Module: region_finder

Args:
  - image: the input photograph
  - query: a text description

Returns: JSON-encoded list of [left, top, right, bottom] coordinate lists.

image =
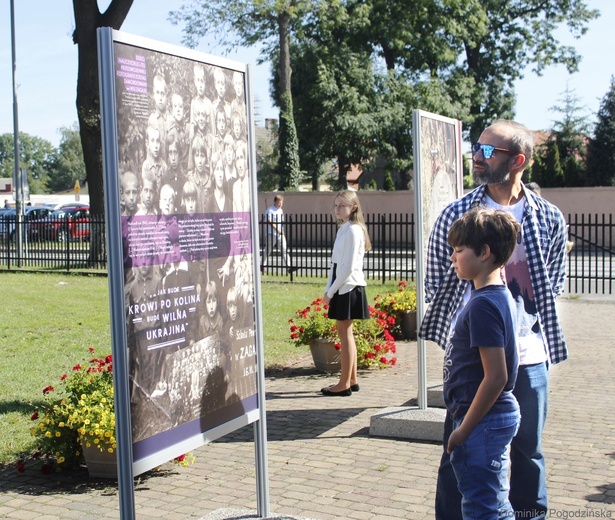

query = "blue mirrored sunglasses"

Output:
[[471, 142, 515, 159]]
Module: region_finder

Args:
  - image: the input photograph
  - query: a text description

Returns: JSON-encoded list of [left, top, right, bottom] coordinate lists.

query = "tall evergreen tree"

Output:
[[586, 77, 615, 186], [532, 85, 589, 187]]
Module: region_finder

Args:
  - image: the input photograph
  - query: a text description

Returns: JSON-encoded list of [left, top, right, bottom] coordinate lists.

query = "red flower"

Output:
[[60, 374, 67, 381], [334, 343, 342, 351], [290, 325, 298, 332], [398, 281, 407, 288], [31, 412, 39, 421], [107, 363, 113, 372], [389, 358, 398, 366], [380, 356, 388, 364], [72, 364, 81, 371], [16, 460, 25, 473], [89, 347, 95, 353], [174, 454, 186, 462], [42, 386, 54, 395], [291, 333, 299, 339]]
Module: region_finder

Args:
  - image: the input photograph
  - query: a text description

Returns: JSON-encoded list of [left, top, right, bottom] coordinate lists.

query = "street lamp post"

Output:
[[10, 0, 24, 263]]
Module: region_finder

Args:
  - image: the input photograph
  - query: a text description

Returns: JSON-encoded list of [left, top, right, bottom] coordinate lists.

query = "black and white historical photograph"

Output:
[[112, 41, 258, 449]]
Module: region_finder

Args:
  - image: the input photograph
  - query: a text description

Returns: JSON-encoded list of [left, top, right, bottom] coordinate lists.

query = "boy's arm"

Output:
[[447, 347, 508, 454]]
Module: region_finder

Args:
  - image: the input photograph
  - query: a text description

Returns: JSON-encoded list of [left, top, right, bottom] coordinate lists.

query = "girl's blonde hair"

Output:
[[334, 190, 371, 252]]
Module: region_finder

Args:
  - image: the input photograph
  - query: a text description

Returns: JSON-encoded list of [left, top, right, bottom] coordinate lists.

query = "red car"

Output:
[[31, 206, 91, 242]]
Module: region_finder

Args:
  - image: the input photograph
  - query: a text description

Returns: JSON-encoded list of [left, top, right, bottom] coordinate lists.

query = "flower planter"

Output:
[[400, 310, 417, 341], [81, 442, 117, 479], [309, 338, 341, 373]]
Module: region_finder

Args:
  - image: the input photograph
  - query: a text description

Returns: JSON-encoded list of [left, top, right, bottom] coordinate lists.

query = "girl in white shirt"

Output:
[[322, 191, 372, 397]]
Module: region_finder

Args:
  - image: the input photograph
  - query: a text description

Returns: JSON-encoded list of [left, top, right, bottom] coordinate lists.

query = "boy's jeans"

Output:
[[450, 410, 520, 520]]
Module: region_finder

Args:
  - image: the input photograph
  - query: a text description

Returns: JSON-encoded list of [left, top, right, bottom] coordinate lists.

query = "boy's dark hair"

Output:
[[448, 207, 520, 267]]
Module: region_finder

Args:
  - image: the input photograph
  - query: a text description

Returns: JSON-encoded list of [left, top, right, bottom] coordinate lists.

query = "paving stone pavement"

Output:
[[1, 295, 614, 519]]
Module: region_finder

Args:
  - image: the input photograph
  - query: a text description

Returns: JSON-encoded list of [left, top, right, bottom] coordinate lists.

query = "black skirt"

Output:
[[327, 264, 370, 321]]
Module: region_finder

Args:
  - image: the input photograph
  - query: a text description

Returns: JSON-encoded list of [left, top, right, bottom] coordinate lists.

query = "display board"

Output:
[[98, 29, 264, 478], [412, 110, 463, 408]]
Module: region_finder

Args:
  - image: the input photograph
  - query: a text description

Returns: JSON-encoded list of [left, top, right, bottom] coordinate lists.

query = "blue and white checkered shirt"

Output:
[[419, 184, 569, 365]]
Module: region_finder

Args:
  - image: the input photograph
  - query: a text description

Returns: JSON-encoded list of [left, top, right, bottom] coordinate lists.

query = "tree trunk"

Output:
[[72, 0, 133, 262], [277, 11, 300, 190]]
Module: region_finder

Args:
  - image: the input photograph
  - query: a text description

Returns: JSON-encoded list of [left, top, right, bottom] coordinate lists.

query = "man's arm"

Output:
[[546, 207, 568, 296], [265, 209, 283, 235], [424, 209, 455, 303]]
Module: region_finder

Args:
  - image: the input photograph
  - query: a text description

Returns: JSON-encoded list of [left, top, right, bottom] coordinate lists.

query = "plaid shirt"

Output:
[[419, 184, 569, 365]]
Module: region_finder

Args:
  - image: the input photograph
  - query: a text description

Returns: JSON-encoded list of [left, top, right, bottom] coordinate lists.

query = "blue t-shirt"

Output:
[[443, 284, 519, 419]]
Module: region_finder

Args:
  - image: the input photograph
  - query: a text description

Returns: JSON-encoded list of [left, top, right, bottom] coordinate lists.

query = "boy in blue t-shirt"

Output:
[[443, 206, 521, 519]]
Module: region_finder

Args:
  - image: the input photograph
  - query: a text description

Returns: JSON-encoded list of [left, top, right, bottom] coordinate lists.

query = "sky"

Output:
[[1, 0, 614, 148]]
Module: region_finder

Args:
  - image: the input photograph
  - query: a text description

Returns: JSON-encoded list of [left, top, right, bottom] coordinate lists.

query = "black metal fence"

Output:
[[0, 214, 107, 271], [260, 213, 417, 283], [567, 213, 614, 294], [1, 212, 613, 295]]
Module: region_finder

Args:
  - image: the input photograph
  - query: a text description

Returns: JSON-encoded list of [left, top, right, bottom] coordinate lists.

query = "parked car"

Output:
[[42, 201, 90, 211], [0, 206, 52, 241], [30, 206, 91, 242]]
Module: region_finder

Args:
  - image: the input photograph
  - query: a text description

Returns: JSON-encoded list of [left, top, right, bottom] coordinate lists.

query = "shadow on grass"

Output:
[[0, 399, 41, 415]]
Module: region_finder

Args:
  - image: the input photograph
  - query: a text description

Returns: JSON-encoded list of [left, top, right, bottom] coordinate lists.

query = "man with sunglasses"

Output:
[[420, 119, 568, 519]]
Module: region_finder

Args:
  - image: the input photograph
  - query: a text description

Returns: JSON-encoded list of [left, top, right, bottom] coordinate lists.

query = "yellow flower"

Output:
[[57, 456, 65, 464]]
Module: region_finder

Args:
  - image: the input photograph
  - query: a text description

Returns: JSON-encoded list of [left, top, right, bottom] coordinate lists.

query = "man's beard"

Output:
[[473, 159, 511, 185]]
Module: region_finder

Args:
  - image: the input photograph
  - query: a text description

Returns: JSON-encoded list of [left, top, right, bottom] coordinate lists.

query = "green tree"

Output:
[[0, 132, 54, 194], [169, 0, 310, 190], [46, 125, 87, 193], [383, 171, 395, 191], [289, 32, 378, 189], [256, 122, 282, 191], [586, 77, 615, 186], [533, 85, 589, 187], [356, 0, 598, 142], [532, 138, 564, 188]]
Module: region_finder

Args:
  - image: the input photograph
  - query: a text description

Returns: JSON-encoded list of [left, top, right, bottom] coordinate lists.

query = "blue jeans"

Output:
[[436, 362, 549, 520], [450, 411, 520, 520]]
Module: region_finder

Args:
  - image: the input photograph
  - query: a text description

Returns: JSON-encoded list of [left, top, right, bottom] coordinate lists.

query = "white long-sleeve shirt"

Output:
[[325, 222, 367, 298]]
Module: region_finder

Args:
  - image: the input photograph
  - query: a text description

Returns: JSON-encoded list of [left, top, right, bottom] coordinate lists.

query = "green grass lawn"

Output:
[[0, 271, 402, 464]]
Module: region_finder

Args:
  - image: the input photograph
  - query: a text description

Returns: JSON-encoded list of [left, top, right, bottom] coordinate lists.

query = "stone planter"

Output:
[[81, 441, 117, 479], [309, 338, 341, 373], [400, 310, 417, 341]]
